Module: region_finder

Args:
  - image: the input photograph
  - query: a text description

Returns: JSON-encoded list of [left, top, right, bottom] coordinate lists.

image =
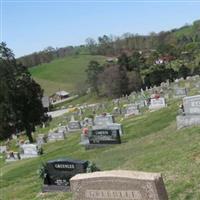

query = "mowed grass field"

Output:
[[1, 99, 200, 199], [29, 55, 106, 95]]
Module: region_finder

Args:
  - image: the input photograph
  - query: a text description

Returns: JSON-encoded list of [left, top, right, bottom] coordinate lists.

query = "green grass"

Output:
[[29, 55, 106, 95], [2, 98, 200, 199]]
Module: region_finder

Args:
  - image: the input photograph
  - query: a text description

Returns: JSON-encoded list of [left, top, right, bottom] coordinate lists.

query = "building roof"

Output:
[[55, 91, 70, 96]]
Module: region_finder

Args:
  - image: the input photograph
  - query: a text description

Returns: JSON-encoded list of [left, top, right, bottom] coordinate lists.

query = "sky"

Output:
[[1, 0, 200, 58]]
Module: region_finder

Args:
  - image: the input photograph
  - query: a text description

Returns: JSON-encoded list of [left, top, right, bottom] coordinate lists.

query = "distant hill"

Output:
[[173, 20, 200, 40], [28, 20, 200, 95], [29, 55, 106, 95]]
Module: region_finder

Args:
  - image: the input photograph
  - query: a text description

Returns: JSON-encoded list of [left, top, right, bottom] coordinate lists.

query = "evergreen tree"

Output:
[[0, 43, 45, 142]]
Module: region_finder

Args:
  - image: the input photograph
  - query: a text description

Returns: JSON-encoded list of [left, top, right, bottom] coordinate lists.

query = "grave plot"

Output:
[[5, 151, 20, 162], [41, 158, 99, 192], [173, 87, 187, 99], [85, 127, 121, 149], [124, 104, 140, 118], [149, 97, 166, 110], [67, 116, 82, 132], [47, 129, 66, 142], [20, 144, 42, 159]]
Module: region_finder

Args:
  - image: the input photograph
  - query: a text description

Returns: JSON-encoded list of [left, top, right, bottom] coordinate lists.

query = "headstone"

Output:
[[5, 151, 20, 162], [36, 134, 45, 146], [48, 130, 65, 142], [177, 115, 200, 129], [20, 144, 40, 159], [135, 100, 146, 108], [70, 170, 168, 200], [67, 121, 81, 132], [85, 127, 121, 149], [174, 88, 187, 98], [149, 98, 166, 110], [195, 82, 200, 89], [183, 95, 200, 115], [177, 95, 200, 129], [106, 123, 123, 136], [0, 146, 7, 153], [57, 126, 67, 133], [94, 114, 115, 126], [124, 104, 140, 117], [42, 158, 89, 192]]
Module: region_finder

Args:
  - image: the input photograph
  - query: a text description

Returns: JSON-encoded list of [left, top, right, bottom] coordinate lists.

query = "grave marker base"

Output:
[[85, 143, 119, 150], [20, 154, 39, 159], [177, 115, 200, 129], [42, 185, 70, 192]]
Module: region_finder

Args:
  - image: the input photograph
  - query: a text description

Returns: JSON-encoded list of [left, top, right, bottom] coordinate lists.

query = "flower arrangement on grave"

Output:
[[86, 161, 100, 173], [38, 162, 48, 179]]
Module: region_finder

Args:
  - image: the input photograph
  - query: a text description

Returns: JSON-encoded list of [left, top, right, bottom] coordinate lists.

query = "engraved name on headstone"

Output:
[[149, 98, 166, 110], [70, 170, 168, 200], [183, 95, 200, 115]]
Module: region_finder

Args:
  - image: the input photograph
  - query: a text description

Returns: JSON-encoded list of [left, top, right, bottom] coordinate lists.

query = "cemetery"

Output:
[[3, 5, 200, 199], [2, 75, 200, 199]]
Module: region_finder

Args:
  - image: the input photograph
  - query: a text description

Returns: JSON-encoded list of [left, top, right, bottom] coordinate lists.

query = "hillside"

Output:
[[173, 20, 200, 39], [29, 55, 106, 95], [1, 93, 200, 199]]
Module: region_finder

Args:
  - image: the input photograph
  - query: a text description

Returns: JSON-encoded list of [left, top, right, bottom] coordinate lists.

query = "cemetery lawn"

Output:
[[29, 55, 106, 95], [2, 100, 200, 199]]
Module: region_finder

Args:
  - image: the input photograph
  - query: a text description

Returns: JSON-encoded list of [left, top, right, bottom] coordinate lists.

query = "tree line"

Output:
[[18, 20, 200, 68], [85, 51, 197, 98]]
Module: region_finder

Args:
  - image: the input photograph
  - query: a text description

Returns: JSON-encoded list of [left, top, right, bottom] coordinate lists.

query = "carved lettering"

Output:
[[85, 190, 142, 199]]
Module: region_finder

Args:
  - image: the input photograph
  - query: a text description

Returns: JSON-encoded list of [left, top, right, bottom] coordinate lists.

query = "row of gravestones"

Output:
[[40, 158, 168, 200], [110, 75, 200, 114], [3, 77, 200, 162], [4, 117, 83, 162], [5, 143, 43, 162]]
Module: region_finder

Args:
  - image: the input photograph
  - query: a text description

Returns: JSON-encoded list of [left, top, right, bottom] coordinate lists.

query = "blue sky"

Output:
[[1, 0, 200, 57]]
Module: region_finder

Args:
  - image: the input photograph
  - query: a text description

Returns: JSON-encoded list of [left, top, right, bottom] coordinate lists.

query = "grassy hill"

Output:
[[172, 20, 200, 41], [1, 96, 200, 199], [29, 55, 106, 95]]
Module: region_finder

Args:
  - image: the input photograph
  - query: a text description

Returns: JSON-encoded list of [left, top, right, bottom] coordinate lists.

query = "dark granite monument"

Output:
[[85, 127, 121, 149], [42, 158, 89, 192]]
